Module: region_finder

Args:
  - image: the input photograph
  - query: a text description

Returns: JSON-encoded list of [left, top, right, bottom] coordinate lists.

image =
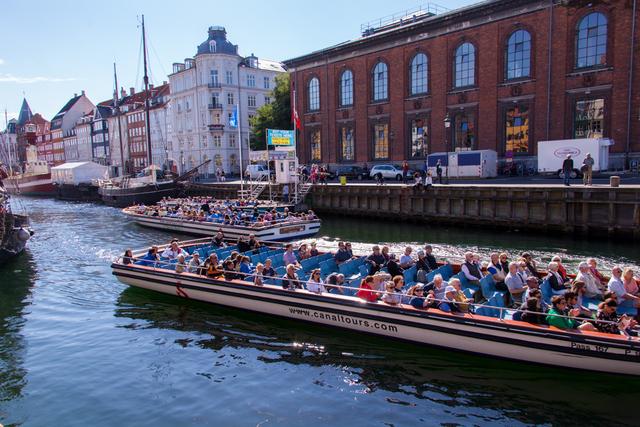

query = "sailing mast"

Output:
[[141, 14, 153, 169], [113, 63, 126, 176]]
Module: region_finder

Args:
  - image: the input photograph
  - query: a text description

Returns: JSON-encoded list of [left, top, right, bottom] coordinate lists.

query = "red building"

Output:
[[284, 0, 640, 169]]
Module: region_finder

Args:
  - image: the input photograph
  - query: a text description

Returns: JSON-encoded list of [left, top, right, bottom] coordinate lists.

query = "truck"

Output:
[[537, 138, 613, 177]]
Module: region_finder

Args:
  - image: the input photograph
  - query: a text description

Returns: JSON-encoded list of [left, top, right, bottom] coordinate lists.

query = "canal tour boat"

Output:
[[111, 238, 640, 376], [122, 207, 321, 242]]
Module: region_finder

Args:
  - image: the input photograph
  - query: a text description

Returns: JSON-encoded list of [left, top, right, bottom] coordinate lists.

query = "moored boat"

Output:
[[0, 190, 33, 264], [51, 161, 108, 202], [122, 206, 321, 241], [111, 238, 640, 376], [5, 146, 55, 197]]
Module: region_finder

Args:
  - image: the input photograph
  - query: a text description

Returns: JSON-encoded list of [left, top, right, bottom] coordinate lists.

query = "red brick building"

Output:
[[284, 0, 640, 169]]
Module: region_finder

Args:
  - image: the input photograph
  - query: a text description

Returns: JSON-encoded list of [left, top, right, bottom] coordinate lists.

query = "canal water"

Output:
[[1, 197, 639, 426]]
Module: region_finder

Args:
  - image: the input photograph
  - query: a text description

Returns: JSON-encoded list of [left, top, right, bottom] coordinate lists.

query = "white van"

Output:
[[245, 164, 270, 180]]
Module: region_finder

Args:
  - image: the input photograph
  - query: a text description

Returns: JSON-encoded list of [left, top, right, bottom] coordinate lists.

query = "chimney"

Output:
[[129, 87, 135, 96], [163, 81, 167, 85], [81, 90, 85, 96], [74, 93, 78, 97]]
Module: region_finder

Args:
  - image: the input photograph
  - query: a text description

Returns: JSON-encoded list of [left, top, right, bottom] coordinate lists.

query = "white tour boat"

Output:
[[111, 239, 640, 376], [122, 207, 321, 242]]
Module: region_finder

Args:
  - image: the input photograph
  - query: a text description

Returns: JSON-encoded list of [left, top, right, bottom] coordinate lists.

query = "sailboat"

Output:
[[98, 15, 208, 208]]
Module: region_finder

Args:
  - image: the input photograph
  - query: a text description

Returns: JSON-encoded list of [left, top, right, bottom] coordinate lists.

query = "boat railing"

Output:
[[126, 210, 318, 229], [117, 254, 637, 338]]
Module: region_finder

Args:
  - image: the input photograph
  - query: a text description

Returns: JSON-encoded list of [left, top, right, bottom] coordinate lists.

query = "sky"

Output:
[[0, 0, 474, 125]]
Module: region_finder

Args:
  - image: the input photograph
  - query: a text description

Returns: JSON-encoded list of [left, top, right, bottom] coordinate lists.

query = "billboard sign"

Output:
[[267, 129, 295, 147]]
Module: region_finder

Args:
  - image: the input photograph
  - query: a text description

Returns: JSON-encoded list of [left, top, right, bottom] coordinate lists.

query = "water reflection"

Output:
[[115, 287, 638, 426], [0, 252, 36, 404]]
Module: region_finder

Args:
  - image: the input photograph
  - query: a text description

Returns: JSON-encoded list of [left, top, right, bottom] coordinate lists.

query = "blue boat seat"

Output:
[[480, 275, 497, 299], [618, 299, 638, 316], [320, 259, 338, 276], [403, 265, 417, 284], [437, 264, 454, 281]]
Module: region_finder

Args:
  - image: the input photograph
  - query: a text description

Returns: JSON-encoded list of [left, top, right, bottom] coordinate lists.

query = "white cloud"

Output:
[[0, 59, 4, 65], [0, 73, 77, 84]]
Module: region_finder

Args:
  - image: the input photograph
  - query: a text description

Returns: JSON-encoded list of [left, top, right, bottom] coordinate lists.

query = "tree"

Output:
[[249, 73, 291, 151]]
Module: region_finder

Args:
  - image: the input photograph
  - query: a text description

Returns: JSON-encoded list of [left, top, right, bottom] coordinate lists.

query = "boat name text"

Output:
[[288, 307, 398, 333]]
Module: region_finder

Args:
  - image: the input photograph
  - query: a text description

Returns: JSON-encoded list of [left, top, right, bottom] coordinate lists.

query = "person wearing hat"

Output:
[[440, 285, 462, 313], [562, 154, 574, 186]]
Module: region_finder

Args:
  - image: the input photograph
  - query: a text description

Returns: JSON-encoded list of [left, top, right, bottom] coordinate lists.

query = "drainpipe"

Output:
[[625, 0, 637, 169], [545, 0, 554, 141]]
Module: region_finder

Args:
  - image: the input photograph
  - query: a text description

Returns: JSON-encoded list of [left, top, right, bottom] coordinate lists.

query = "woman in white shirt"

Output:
[[306, 269, 326, 294]]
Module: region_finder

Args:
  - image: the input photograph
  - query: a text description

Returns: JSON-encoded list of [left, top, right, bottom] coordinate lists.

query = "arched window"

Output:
[[576, 12, 608, 68], [410, 53, 428, 95], [505, 30, 531, 80], [339, 70, 353, 107], [308, 77, 320, 111], [372, 62, 388, 101], [454, 43, 475, 88]]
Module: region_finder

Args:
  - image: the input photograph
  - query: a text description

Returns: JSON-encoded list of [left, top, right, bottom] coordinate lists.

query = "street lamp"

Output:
[[443, 113, 451, 184]]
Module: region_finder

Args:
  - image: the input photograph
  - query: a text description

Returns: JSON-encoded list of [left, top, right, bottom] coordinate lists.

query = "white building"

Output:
[[168, 26, 285, 176], [149, 84, 172, 170]]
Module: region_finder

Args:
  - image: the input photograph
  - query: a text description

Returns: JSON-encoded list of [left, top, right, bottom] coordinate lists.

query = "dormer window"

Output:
[[209, 40, 217, 53]]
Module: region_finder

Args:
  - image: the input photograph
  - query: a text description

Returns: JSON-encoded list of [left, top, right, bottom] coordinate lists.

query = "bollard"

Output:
[[610, 176, 620, 188]]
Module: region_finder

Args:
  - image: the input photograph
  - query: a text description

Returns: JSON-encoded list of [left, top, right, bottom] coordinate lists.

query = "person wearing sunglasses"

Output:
[[546, 295, 596, 331], [306, 269, 326, 294]]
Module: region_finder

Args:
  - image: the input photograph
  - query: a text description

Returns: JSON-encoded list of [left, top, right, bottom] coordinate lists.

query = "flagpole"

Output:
[[236, 61, 245, 195]]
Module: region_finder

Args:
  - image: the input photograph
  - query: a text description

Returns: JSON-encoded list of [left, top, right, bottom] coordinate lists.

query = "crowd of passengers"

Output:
[[124, 238, 640, 338], [130, 196, 316, 226]]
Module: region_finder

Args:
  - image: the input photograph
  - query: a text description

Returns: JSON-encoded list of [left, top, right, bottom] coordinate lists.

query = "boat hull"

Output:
[[6, 173, 55, 197], [54, 183, 101, 202], [124, 212, 322, 241], [99, 182, 179, 207], [112, 265, 640, 376], [0, 214, 32, 265]]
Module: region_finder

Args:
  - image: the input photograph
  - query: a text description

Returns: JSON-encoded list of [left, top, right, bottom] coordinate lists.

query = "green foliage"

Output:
[[249, 73, 291, 150]]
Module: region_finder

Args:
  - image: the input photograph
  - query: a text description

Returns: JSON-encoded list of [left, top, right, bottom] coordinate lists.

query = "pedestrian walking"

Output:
[[436, 160, 443, 184], [402, 161, 410, 184], [282, 183, 290, 203], [582, 153, 594, 186], [562, 154, 573, 186]]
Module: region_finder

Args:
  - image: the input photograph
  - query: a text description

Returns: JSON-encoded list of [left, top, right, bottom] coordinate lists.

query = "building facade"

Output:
[[284, 0, 640, 169], [91, 103, 113, 164], [148, 84, 172, 170], [50, 92, 95, 166], [168, 26, 285, 176]]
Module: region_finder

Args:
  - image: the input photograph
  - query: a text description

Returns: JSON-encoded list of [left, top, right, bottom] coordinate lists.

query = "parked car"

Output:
[[334, 165, 369, 181], [369, 164, 413, 181]]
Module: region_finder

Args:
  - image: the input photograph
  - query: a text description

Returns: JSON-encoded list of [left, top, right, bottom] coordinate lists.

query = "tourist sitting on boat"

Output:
[[334, 241, 353, 265], [505, 262, 528, 306], [381, 246, 391, 263], [386, 253, 403, 278], [407, 284, 429, 309], [588, 258, 606, 286], [309, 242, 319, 257], [622, 267, 640, 299], [366, 245, 386, 275], [187, 252, 202, 274], [422, 245, 438, 271], [356, 276, 379, 302], [138, 246, 159, 267], [550, 255, 568, 282], [424, 274, 448, 306], [415, 250, 430, 276], [372, 272, 390, 293], [237, 237, 251, 253], [596, 298, 637, 336], [381, 281, 402, 305], [224, 260, 239, 281], [546, 295, 597, 331], [487, 253, 507, 291], [547, 262, 570, 292], [575, 261, 603, 299], [449, 278, 473, 313], [607, 266, 639, 306], [280, 264, 302, 290], [399, 246, 415, 269], [247, 234, 259, 250], [306, 269, 326, 294], [175, 255, 187, 274], [263, 259, 275, 277], [252, 263, 265, 286], [204, 254, 223, 278], [564, 289, 593, 320], [298, 243, 310, 260], [324, 272, 345, 295], [239, 256, 252, 277], [460, 252, 482, 286], [283, 243, 300, 268], [520, 297, 547, 325], [122, 249, 134, 265], [161, 239, 188, 260], [435, 286, 462, 313], [519, 288, 548, 315], [521, 252, 538, 277]]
